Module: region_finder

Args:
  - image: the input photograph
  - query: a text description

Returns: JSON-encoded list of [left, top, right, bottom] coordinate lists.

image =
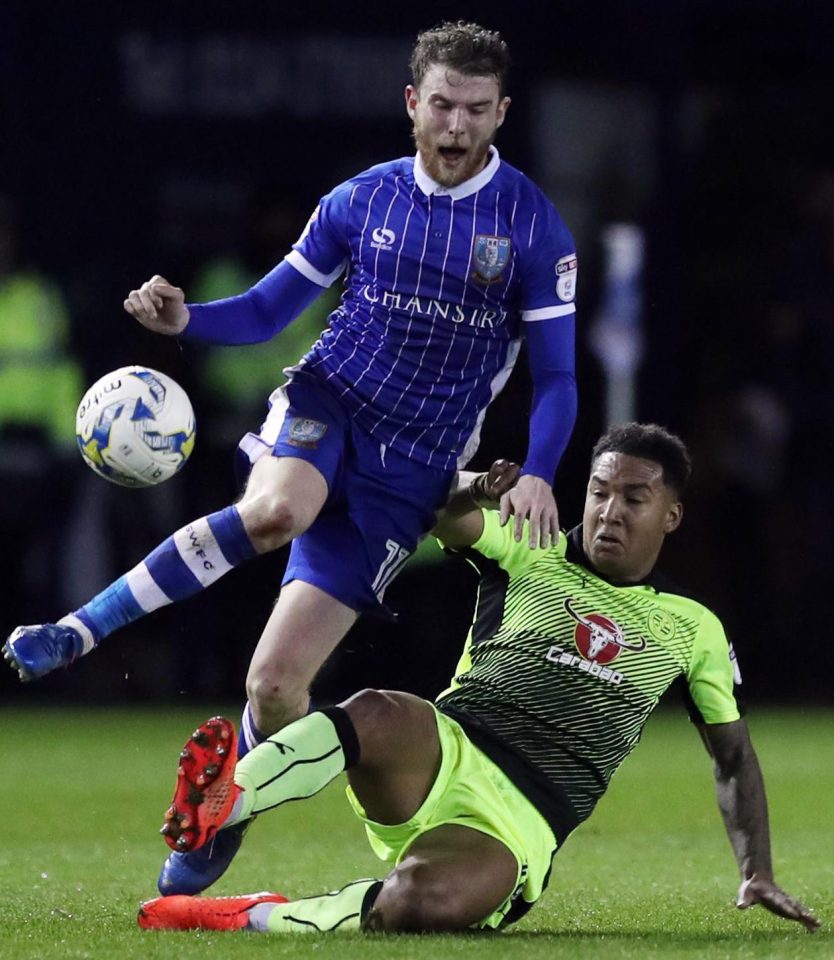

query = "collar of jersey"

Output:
[[413, 147, 501, 200], [566, 525, 669, 593]]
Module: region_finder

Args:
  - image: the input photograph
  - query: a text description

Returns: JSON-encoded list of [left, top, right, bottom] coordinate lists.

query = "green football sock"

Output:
[[247, 879, 383, 933], [227, 707, 360, 825]]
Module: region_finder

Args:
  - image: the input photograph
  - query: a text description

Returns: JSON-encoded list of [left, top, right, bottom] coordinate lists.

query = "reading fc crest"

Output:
[[472, 234, 511, 284]]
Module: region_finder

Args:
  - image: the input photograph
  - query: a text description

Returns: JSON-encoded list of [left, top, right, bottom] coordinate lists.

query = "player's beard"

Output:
[[413, 123, 495, 188]]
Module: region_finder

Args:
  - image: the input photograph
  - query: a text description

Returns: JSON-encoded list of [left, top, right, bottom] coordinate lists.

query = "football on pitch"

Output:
[[75, 366, 196, 487]]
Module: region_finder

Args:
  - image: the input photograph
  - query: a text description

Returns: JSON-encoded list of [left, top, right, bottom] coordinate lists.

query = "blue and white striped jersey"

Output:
[[285, 147, 577, 472]]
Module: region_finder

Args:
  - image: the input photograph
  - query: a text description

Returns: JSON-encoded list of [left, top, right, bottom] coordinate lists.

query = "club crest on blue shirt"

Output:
[[472, 234, 511, 285], [287, 417, 328, 448]]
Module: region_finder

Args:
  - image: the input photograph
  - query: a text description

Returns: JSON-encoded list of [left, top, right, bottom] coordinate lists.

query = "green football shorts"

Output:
[[345, 705, 557, 929]]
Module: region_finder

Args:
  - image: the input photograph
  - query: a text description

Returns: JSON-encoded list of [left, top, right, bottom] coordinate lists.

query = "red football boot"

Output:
[[138, 892, 288, 931], [160, 716, 239, 853]]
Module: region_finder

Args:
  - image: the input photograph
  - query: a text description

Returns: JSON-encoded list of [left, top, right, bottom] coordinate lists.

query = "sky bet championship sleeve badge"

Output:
[[287, 417, 328, 449], [555, 254, 578, 301], [472, 234, 511, 285]]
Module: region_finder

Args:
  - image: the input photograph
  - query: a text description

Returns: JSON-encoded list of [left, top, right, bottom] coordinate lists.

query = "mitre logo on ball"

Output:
[[75, 365, 196, 488]]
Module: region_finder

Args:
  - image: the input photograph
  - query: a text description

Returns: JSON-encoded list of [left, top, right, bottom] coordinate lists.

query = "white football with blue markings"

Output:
[[75, 366, 195, 487]]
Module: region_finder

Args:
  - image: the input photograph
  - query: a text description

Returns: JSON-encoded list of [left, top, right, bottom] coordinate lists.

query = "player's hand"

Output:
[[499, 474, 559, 549], [479, 459, 521, 503], [736, 875, 820, 933], [124, 275, 189, 335]]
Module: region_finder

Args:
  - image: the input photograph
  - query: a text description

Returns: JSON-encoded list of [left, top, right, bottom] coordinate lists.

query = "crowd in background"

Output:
[[2, 2, 832, 704]]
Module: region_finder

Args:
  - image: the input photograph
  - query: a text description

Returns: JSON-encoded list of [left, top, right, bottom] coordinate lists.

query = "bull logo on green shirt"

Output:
[[564, 598, 647, 665]]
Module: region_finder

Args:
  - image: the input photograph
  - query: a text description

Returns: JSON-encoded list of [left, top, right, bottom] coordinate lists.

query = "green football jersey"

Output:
[[436, 512, 742, 843]]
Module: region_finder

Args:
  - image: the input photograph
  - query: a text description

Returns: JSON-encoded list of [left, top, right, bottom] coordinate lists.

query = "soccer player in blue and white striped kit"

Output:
[[4, 22, 578, 893]]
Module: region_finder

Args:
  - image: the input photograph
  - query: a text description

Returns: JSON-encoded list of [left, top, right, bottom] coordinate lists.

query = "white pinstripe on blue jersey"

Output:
[[288, 148, 576, 471]]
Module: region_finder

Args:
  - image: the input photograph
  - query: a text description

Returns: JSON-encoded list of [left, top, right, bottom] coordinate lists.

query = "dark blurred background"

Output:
[[2, 0, 832, 708]]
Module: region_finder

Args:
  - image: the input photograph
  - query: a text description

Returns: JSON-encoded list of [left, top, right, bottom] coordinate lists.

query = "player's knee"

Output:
[[341, 689, 411, 753], [238, 494, 302, 552], [245, 668, 307, 730], [368, 861, 472, 933], [342, 688, 397, 728]]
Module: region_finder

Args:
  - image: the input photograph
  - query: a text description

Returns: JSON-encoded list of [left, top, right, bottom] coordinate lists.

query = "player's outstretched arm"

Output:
[[124, 275, 189, 335], [507, 316, 576, 549], [433, 460, 520, 548], [699, 719, 820, 933], [128, 260, 325, 347]]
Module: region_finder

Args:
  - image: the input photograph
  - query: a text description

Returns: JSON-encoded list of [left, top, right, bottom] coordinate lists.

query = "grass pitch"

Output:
[[0, 705, 831, 959]]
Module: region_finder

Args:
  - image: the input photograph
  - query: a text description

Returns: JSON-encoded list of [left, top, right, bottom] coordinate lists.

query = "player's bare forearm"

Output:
[[700, 720, 820, 932], [433, 460, 520, 548], [704, 722, 772, 880]]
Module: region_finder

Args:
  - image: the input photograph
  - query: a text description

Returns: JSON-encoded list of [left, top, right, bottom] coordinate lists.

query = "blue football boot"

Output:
[[157, 818, 251, 895], [157, 715, 251, 896], [3, 621, 85, 681]]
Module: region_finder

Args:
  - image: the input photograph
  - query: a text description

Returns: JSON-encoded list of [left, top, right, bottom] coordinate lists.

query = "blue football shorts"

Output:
[[236, 370, 456, 612]]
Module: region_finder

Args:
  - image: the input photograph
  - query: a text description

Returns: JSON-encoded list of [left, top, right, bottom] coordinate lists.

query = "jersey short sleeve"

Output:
[[518, 196, 577, 323], [286, 184, 351, 288], [470, 509, 557, 576], [685, 607, 742, 724]]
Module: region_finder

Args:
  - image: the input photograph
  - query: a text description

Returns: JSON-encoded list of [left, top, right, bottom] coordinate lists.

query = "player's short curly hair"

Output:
[[410, 21, 511, 96], [591, 423, 692, 496]]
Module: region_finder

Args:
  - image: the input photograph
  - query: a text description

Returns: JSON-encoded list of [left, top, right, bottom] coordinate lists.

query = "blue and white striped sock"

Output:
[[238, 701, 268, 759], [237, 698, 321, 760], [69, 506, 256, 647]]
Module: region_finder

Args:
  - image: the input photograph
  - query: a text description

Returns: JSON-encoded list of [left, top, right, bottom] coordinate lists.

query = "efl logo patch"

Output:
[[287, 417, 328, 449], [472, 234, 511, 285], [729, 643, 743, 685], [555, 253, 578, 301]]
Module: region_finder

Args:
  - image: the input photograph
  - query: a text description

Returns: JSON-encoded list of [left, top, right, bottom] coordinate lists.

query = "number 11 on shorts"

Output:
[[372, 540, 410, 601]]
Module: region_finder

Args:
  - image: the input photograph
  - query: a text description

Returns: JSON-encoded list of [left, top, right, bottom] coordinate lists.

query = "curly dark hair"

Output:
[[410, 21, 511, 96], [591, 423, 692, 497]]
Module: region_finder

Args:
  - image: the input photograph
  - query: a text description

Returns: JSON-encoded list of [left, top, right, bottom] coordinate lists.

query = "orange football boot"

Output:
[[138, 892, 288, 931], [160, 716, 239, 853]]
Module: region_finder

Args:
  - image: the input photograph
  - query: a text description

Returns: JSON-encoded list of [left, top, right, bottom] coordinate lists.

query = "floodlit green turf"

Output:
[[0, 706, 831, 958]]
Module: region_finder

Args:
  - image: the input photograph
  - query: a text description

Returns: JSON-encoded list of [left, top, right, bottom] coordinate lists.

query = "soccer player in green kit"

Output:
[[138, 423, 819, 935]]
